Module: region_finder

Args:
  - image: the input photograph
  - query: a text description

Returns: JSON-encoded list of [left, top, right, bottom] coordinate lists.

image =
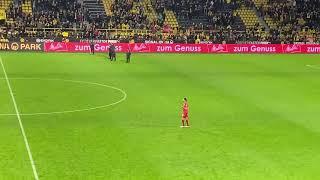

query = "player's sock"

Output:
[[182, 120, 184, 127]]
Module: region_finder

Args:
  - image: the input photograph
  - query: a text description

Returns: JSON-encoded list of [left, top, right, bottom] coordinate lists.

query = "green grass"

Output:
[[0, 52, 320, 179]]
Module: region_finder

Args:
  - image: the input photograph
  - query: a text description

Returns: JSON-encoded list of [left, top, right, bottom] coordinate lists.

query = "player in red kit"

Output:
[[181, 97, 190, 127]]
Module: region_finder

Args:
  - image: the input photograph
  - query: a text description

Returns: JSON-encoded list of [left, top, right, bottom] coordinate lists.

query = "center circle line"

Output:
[[0, 78, 127, 116]]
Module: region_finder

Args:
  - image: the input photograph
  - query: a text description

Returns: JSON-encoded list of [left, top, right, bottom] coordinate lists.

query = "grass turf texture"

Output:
[[0, 52, 320, 179]]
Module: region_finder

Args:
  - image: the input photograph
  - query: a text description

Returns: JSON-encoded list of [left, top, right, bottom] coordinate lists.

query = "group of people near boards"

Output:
[[89, 42, 131, 63]]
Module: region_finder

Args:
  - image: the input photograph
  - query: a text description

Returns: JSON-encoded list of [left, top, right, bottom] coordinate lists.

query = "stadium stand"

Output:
[[170, 0, 245, 31], [0, 0, 12, 11], [21, 0, 31, 14], [103, 0, 114, 16], [252, 0, 277, 29], [0, 0, 320, 44], [142, 0, 157, 24], [163, 9, 178, 29], [255, 0, 320, 43], [83, 0, 107, 19], [110, 0, 149, 29], [6, 0, 86, 28], [235, 5, 261, 29]]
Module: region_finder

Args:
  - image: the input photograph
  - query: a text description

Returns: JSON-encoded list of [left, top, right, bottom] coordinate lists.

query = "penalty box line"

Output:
[[0, 57, 39, 180]]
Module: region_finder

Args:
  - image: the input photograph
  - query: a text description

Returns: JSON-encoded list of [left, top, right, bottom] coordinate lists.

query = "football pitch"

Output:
[[0, 52, 320, 179]]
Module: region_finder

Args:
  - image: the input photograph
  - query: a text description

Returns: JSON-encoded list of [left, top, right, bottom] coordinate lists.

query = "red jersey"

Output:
[[183, 102, 189, 114]]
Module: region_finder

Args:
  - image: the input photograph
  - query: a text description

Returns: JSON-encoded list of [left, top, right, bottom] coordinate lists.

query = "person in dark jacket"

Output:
[[126, 48, 131, 63], [90, 41, 95, 55], [110, 44, 116, 61], [108, 43, 112, 60]]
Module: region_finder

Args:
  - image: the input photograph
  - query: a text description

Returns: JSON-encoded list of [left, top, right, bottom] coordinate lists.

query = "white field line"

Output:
[[0, 78, 127, 116], [0, 58, 39, 180], [306, 64, 320, 70]]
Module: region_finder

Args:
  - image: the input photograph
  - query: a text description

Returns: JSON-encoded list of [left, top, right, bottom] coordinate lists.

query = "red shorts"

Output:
[[182, 113, 188, 119]]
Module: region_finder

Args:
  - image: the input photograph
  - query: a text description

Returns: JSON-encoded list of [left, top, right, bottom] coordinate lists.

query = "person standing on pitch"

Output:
[[109, 44, 116, 61], [90, 41, 95, 55], [181, 97, 190, 127], [126, 48, 131, 63], [108, 43, 112, 60], [111, 44, 116, 61]]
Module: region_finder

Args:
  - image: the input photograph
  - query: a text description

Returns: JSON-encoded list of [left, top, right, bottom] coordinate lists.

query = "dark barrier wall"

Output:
[[0, 42, 43, 51]]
